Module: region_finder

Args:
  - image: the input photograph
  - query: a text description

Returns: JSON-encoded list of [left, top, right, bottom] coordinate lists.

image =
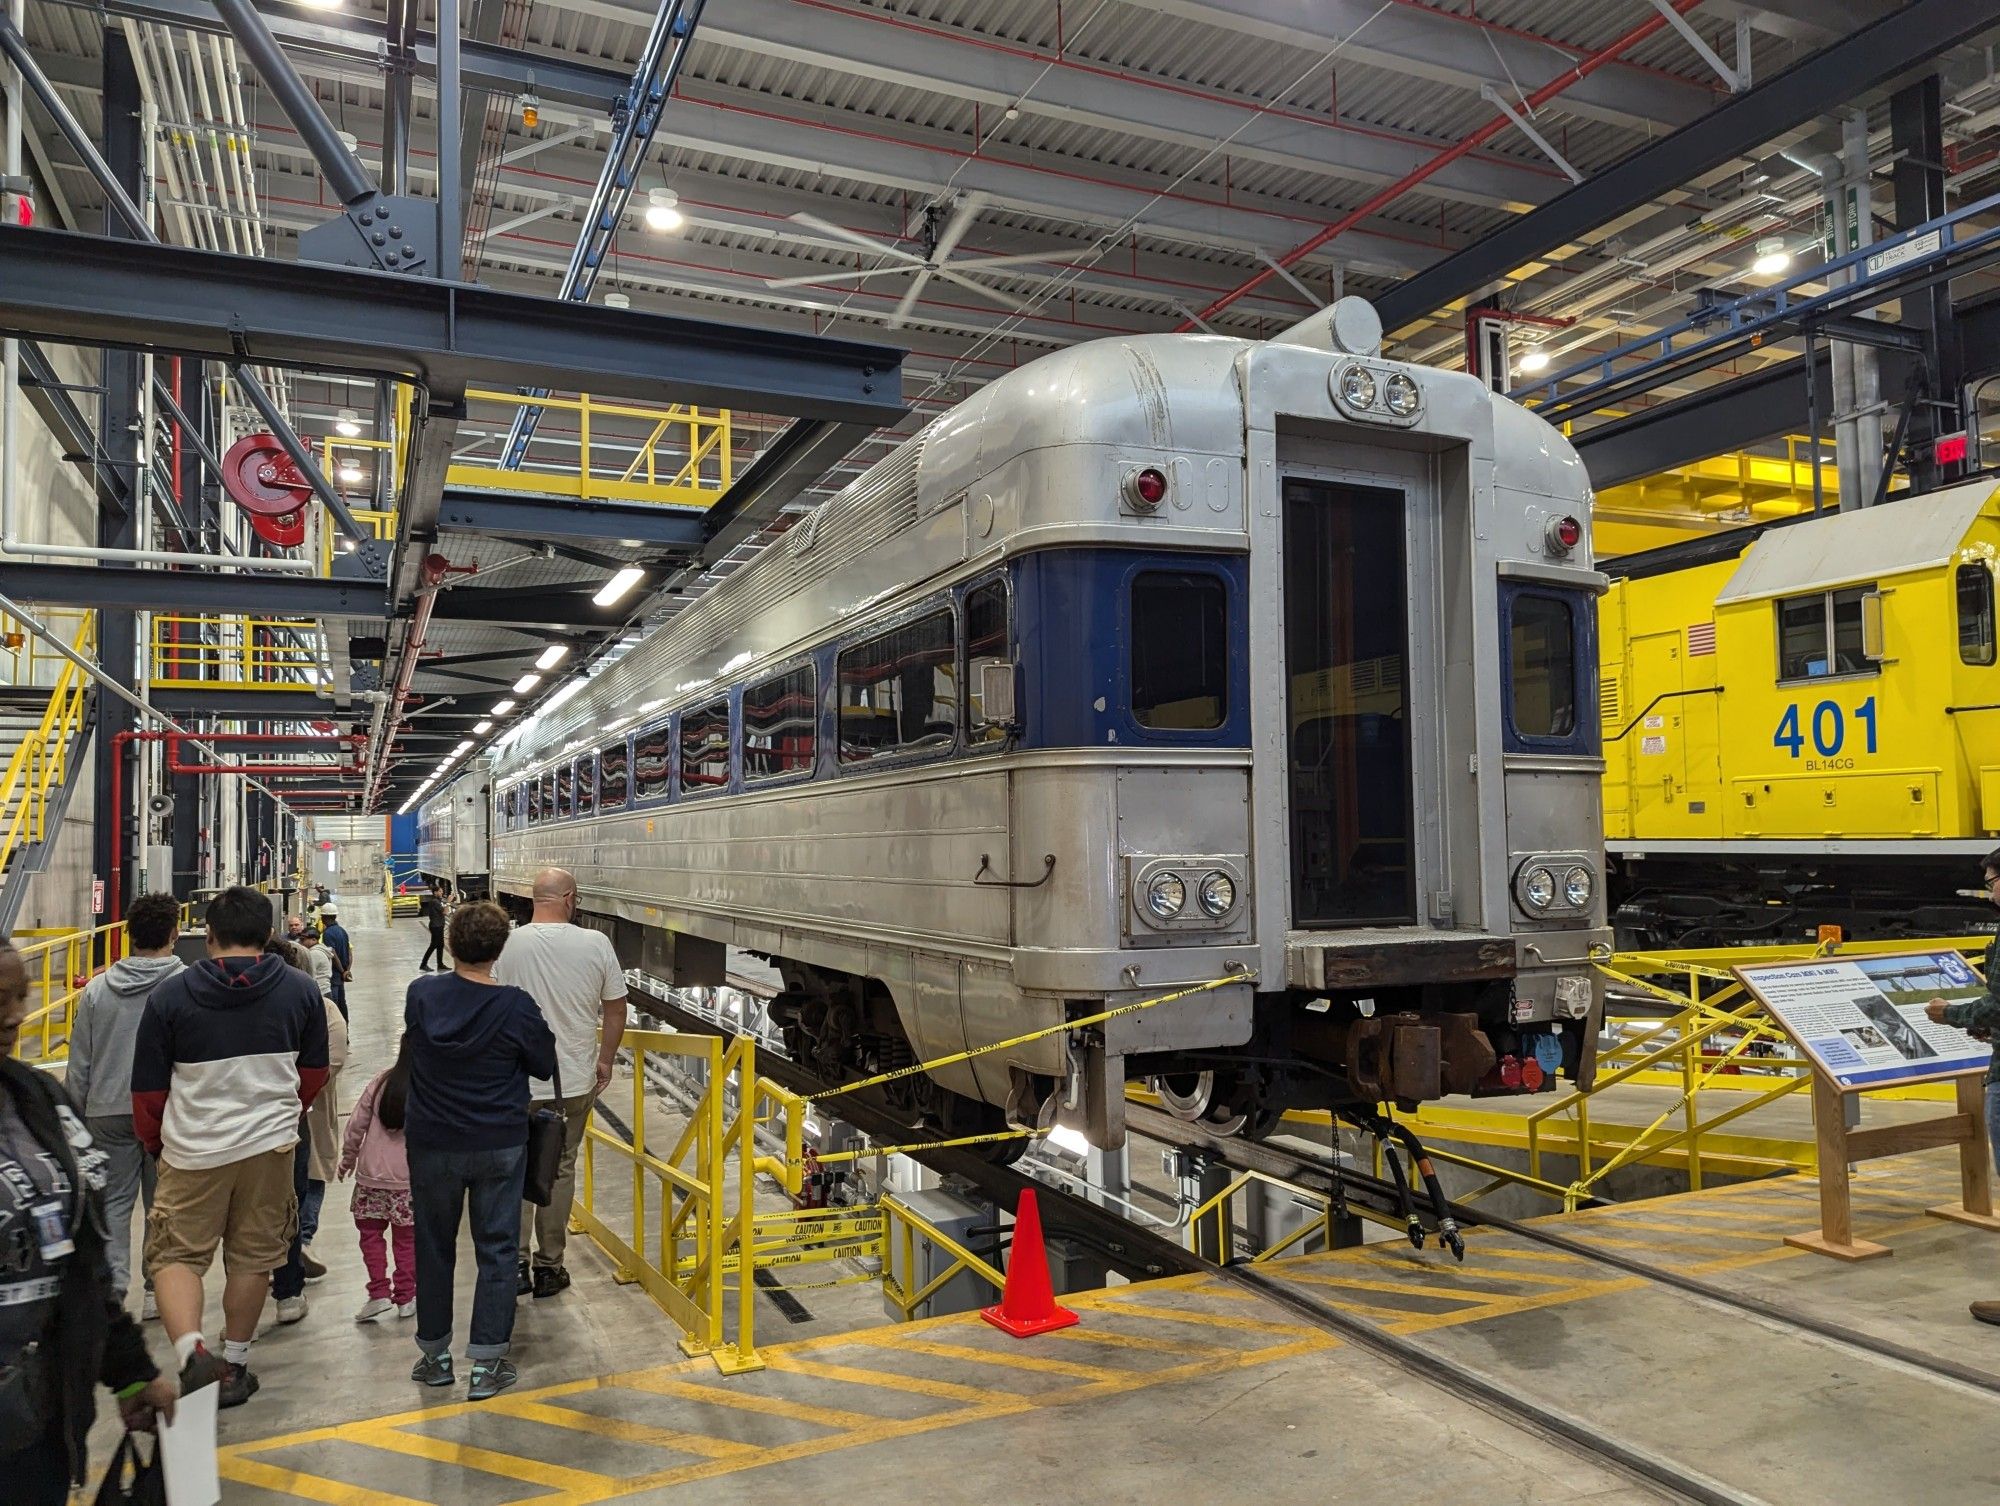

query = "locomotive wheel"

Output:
[[1154, 1069, 1280, 1139], [221, 432, 314, 516]]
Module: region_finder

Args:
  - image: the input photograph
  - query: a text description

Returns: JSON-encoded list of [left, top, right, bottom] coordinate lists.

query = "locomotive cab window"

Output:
[[743, 665, 817, 781], [1777, 585, 1879, 682], [838, 608, 956, 763], [634, 720, 671, 800], [1959, 564, 1996, 666], [1130, 571, 1227, 730], [680, 699, 731, 792], [1509, 593, 1577, 739], [599, 740, 631, 808], [964, 580, 1012, 747]]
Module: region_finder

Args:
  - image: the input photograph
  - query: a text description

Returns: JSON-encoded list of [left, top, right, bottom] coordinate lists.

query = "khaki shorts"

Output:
[[144, 1146, 298, 1278]]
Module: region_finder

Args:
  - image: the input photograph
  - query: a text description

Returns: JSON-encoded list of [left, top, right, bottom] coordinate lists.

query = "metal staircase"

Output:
[[0, 612, 99, 935]]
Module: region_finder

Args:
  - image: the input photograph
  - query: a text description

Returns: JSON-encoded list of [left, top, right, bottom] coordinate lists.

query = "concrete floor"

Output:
[[96, 897, 2000, 1505]]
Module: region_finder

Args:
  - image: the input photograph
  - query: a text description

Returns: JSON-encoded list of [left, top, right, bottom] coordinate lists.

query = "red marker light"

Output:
[[1936, 432, 1969, 466], [1545, 514, 1583, 555], [1128, 466, 1168, 510]]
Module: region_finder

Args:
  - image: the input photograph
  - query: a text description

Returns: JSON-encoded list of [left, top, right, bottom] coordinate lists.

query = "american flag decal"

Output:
[[1687, 622, 1717, 656]]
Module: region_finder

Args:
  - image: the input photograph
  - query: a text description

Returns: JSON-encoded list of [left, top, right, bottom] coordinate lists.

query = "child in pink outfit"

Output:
[[339, 1038, 415, 1321]]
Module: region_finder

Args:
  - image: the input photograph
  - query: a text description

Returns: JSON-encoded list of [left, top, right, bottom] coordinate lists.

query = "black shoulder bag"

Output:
[[523, 1056, 567, 1207]]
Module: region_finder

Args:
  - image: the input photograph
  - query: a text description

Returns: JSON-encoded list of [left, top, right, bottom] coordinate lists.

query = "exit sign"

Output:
[[1936, 431, 1969, 465]]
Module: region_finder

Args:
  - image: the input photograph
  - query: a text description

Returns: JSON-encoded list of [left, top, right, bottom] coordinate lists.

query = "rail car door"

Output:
[[1627, 630, 1700, 835], [1281, 476, 1417, 927]]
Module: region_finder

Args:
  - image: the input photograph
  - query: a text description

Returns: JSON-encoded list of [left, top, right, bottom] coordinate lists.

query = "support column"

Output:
[[1832, 112, 1884, 511], [1891, 74, 1962, 493], [91, 28, 142, 930]]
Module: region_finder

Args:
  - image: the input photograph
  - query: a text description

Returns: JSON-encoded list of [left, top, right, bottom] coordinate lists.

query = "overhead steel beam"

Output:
[[0, 562, 390, 615], [694, 419, 874, 564], [1373, 0, 2000, 334], [435, 489, 708, 549], [0, 228, 907, 423], [427, 584, 620, 630], [149, 689, 345, 717]]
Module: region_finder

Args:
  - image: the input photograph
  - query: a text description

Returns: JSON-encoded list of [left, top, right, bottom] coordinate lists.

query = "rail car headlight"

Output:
[[1338, 364, 1378, 410], [1383, 372, 1420, 416], [1518, 865, 1557, 913], [1197, 871, 1236, 917], [1563, 866, 1594, 909], [1146, 872, 1188, 920]]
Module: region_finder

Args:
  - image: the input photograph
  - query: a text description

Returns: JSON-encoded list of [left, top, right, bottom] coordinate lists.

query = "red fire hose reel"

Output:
[[221, 431, 315, 548]]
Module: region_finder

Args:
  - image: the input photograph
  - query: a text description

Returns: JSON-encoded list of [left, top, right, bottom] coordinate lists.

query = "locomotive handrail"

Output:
[[972, 852, 1057, 889], [1605, 685, 1721, 742]]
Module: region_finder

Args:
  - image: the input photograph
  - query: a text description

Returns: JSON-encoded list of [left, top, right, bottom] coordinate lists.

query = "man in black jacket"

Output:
[[0, 941, 177, 1502], [418, 887, 448, 971]]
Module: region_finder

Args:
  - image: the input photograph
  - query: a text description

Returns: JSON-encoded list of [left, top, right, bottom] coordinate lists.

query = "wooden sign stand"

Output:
[[1785, 1069, 2000, 1261]]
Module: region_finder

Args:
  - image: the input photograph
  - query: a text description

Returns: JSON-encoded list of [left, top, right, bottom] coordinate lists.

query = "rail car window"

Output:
[[555, 763, 575, 820], [1777, 586, 1878, 681], [540, 770, 556, 825], [838, 609, 956, 763], [1509, 593, 1577, 738], [599, 740, 631, 808], [680, 700, 731, 791], [576, 753, 597, 818], [743, 666, 817, 781], [526, 778, 542, 826], [1959, 564, 1996, 666], [634, 721, 671, 800], [965, 581, 1012, 746], [1131, 572, 1227, 730]]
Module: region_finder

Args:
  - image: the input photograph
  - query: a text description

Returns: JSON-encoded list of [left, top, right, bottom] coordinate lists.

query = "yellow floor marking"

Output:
[[1585, 1217, 1774, 1241], [622, 1374, 887, 1430], [350, 1425, 620, 1495], [1080, 1276, 1260, 1300], [1445, 1245, 1594, 1266], [1567, 1233, 1760, 1257], [1047, 1323, 1231, 1355], [1391, 1275, 1649, 1335], [221, 1376, 621, 1459], [216, 1456, 438, 1506], [478, 1396, 757, 1460], [1277, 1270, 1537, 1307], [890, 1335, 1130, 1381], [1067, 1296, 1319, 1336], [760, 1350, 996, 1405], [1345, 1254, 1587, 1288]]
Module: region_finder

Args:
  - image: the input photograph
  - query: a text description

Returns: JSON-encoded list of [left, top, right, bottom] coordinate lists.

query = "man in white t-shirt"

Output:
[[493, 868, 629, 1298]]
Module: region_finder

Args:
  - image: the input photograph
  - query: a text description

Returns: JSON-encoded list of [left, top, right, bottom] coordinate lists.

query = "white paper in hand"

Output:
[[157, 1380, 221, 1506]]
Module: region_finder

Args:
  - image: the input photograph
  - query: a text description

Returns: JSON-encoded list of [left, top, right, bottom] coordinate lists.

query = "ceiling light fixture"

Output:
[[535, 644, 570, 671], [604, 291, 630, 309], [337, 461, 363, 484], [512, 673, 541, 695], [645, 187, 683, 233], [491, 699, 516, 715], [334, 408, 361, 437], [1516, 347, 1551, 375], [593, 566, 645, 607], [473, 719, 493, 734], [1751, 236, 1791, 277], [520, 91, 541, 130]]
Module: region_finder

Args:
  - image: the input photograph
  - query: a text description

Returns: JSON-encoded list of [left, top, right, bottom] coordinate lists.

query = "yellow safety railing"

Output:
[[1186, 1167, 1344, 1265], [881, 1195, 1008, 1321], [453, 389, 731, 506], [7, 921, 126, 1066], [0, 608, 92, 691], [0, 610, 96, 880], [149, 615, 325, 690], [1395, 934, 1994, 1211], [573, 1027, 763, 1373]]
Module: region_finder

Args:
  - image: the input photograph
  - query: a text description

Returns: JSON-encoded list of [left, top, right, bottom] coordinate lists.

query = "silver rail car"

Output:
[[416, 762, 492, 900], [490, 301, 1609, 1149]]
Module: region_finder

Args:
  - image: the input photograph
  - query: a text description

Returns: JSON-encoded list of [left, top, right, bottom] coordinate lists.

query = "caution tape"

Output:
[[813, 1127, 1045, 1165], [802, 971, 1252, 1103]]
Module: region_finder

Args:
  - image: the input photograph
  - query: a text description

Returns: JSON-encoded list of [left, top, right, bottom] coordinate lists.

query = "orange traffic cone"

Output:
[[981, 1189, 1080, 1338]]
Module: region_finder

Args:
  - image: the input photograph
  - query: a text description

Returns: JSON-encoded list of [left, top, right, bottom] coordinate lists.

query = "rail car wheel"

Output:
[[1153, 1070, 1281, 1139]]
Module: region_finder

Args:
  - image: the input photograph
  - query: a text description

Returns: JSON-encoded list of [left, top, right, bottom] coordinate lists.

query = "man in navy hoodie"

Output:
[[132, 885, 328, 1409], [404, 900, 555, 1401]]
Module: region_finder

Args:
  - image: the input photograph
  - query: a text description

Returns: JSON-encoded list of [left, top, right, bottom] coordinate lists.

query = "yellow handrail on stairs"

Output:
[[0, 610, 97, 878]]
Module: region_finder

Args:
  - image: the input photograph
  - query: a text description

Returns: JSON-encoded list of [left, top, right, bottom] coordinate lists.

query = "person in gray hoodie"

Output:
[[63, 894, 187, 1309]]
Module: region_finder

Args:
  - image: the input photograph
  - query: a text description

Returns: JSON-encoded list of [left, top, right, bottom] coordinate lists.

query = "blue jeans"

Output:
[[273, 1135, 314, 1299], [1988, 1079, 1999, 1174], [410, 1143, 526, 1361]]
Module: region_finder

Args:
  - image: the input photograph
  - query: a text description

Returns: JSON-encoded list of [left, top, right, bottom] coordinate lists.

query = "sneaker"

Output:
[[532, 1264, 571, 1299], [396, 1301, 416, 1319], [140, 1291, 158, 1322], [355, 1298, 396, 1324], [1972, 1300, 2000, 1326], [275, 1295, 308, 1325], [218, 1363, 260, 1409], [467, 1358, 518, 1401], [411, 1352, 455, 1388], [517, 1259, 532, 1296], [301, 1246, 327, 1282], [179, 1344, 226, 1396]]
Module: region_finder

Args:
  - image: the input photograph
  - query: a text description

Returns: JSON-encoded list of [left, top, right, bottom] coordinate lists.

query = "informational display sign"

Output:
[[1734, 950, 1993, 1089]]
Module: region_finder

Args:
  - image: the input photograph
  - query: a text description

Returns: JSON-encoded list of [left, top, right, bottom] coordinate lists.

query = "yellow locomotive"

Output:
[[1600, 477, 2000, 945]]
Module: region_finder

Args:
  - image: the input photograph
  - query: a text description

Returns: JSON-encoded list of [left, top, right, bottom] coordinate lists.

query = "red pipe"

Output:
[[367, 553, 453, 810], [1178, 0, 1707, 331]]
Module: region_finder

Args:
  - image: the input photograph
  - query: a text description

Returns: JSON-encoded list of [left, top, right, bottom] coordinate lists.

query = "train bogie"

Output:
[[490, 302, 1608, 1148]]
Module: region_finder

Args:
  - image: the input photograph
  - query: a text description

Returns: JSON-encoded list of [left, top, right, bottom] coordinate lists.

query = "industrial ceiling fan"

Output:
[[763, 191, 1082, 327]]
